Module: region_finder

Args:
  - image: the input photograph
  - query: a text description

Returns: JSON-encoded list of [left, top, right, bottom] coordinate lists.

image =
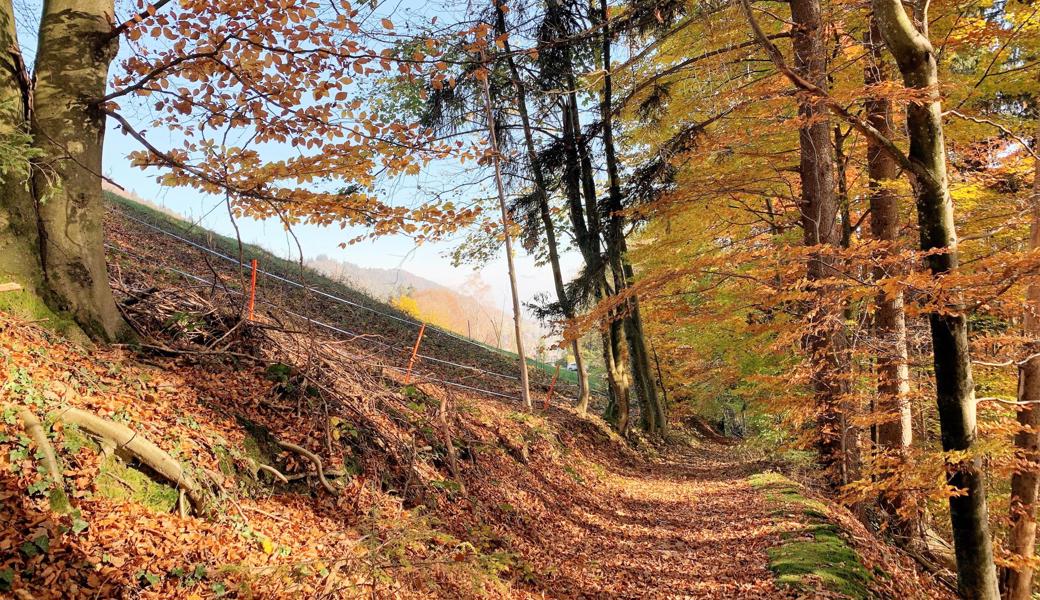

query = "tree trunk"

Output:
[[0, 0, 42, 296], [595, 0, 665, 433], [1004, 114, 1040, 600], [495, 4, 591, 411], [873, 0, 999, 596], [865, 18, 914, 539], [602, 319, 630, 434], [789, 0, 849, 480], [478, 51, 532, 410], [561, 92, 632, 424], [29, 0, 129, 341]]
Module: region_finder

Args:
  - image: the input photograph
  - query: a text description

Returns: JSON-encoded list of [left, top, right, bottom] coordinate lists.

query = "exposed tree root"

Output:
[[53, 406, 213, 515], [11, 404, 70, 512], [257, 463, 288, 483], [278, 441, 339, 495], [284, 469, 347, 482]]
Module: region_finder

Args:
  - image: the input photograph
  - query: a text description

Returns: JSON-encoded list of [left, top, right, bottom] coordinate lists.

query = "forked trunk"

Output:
[[595, 0, 665, 433], [1, 0, 127, 341], [561, 93, 633, 421]]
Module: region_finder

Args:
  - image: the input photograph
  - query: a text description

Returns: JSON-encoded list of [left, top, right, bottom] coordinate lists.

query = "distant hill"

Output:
[[306, 255, 547, 357], [306, 254, 449, 300]]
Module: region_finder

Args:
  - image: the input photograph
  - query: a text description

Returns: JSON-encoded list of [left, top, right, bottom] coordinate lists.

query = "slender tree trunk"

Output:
[[595, 0, 665, 433], [874, 0, 999, 595], [1004, 114, 1040, 600], [865, 18, 914, 540], [495, 4, 590, 411], [789, 0, 848, 480], [479, 51, 532, 410]]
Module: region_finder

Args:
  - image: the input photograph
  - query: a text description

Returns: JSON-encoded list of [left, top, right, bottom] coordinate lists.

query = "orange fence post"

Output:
[[544, 364, 560, 410], [247, 259, 258, 320], [405, 323, 426, 384]]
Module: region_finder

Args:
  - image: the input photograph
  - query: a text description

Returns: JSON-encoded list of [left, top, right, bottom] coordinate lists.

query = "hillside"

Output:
[[305, 255, 545, 358], [0, 195, 957, 599], [101, 192, 586, 398]]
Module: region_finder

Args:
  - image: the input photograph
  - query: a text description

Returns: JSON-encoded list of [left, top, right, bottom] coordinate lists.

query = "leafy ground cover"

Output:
[[0, 202, 957, 599]]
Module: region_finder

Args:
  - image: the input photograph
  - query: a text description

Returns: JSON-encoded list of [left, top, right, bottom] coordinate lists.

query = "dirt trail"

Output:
[[539, 444, 784, 599]]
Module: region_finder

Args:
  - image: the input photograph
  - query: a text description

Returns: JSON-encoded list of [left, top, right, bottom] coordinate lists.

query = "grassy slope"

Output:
[[105, 191, 595, 392]]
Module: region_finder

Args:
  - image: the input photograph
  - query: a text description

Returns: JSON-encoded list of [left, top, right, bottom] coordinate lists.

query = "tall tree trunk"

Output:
[[561, 91, 632, 426], [873, 0, 999, 595], [790, 0, 849, 480], [595, 0, 665, 433], [479, 50, 532, 410], [865, 18, 915, 540], [0, 0, 41, 295], [495, 3, 591, 412], [31, 0, 129, 341], [1004, 114, 1040, 600]]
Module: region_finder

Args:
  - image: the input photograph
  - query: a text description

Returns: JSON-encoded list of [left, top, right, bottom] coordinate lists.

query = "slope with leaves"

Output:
[[0, 188, 954, 599]]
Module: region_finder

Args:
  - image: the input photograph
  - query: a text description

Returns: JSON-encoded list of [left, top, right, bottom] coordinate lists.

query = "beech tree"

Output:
[[1006, 104, 1040, 600], [872, 0, 999, 595], [864, 16, 914, 537], [0, 0, 470, 341]]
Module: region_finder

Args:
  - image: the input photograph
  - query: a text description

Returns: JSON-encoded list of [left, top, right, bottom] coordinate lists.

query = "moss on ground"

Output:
[[0, 287, 84, 342], [749, 472, 873, 599], [96, 455, 179, 513]]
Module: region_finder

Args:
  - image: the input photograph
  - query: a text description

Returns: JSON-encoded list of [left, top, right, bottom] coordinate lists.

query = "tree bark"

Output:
[[873, 0, 999, 596], [1004, 113, 1040, 600], [478, 50, 532, 410], [0, 0, 42, 296], [789, 0, 850, 480], [29, 0, 129, 340], [865, 17, 914, 539], [595, 0, 665, 433], [495, 3, 591, 412]]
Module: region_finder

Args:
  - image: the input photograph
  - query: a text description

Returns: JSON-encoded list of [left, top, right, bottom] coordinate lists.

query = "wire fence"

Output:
[[106, 212, 604, 404]]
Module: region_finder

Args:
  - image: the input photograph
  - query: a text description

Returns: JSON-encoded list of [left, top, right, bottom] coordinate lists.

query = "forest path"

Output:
[[530, 439, 787, 599]]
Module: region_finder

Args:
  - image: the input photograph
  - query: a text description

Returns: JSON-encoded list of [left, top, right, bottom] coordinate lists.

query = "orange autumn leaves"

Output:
[[106, 0, 481, 243]]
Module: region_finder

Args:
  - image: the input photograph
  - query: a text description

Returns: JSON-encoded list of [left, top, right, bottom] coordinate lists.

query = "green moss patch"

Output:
[[749, 472, 873, 599], [96, 455, 179, 513], [0, 287, 85, 341]]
